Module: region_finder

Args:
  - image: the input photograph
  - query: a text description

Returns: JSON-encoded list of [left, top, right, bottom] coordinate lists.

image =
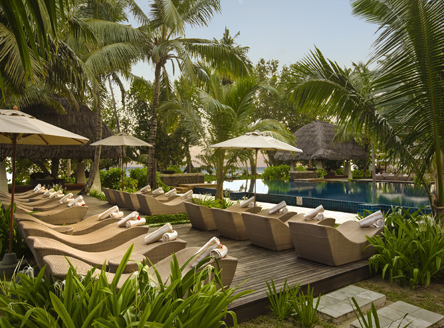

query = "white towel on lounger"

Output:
[[304, 205, 324, 220], [126, 218, 146, 228], [44, 188, 54, 196], [140, 185, 151, 193], [269, 201, 286, 214], [98, 205, 119, 220], [360, 210, 383, 228], [161, 230, 178, 242], [60, 193, 73, 204], [33, 184, 41, 192], [152, 187, 164, 195], [192, 237, 220, 267], [68, 196, 83, 207], [110, 211, 124, 219], [181, 190, 193, 200], [117, 211, 139, 227], [210, 244, 228, 259], [240, 197, 255, 208], [373, 218, 384, 228], [165, 188, 177, 197], [144, 223, 173, 244]]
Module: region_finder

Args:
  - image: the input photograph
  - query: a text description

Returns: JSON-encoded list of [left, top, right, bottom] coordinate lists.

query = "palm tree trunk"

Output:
[[249, 156, 257, 177], [108, 75, 121, 133], [80, 94, 102, 195], [147, 63, 162, 186], [215, 149, 226, 200]]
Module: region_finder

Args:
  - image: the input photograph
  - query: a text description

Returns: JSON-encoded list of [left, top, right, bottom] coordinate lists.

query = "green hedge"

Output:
[[262, 165, 290, 180]]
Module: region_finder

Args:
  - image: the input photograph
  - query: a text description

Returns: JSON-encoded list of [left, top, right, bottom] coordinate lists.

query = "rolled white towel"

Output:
[[60, 193, 74, 204], [126, 218, 146, 228], [279, 207, 289, 214], [152, 187, 164, 195], [360, 210, 383, 228], [73, 200, 86, 207], [316, 213, 324, 221], [110, 211, 124, 219], [144, 223, 173, 244], [33, 184, 41, 192], [117, 211, 139, 227], [210, 244, 228, 259], [49, 190, 63, 199], [181, 190, 193, 200], [44, 188, 54, 196], [98, 205, 119, 220], [373, 219, 384, 228], [55, 193, 65, 199], [68, 196, 83, 207], [240, 196, 255, 208], [192, 237, 220, 267], [48, 191, 57, 198], [140, 185, 151, 193], [165, 188, 177, 197], [36, 187, 46, 193], [161, 230, 178, 242], [304, 205, 324, 220], [269, 201, 286, 215]]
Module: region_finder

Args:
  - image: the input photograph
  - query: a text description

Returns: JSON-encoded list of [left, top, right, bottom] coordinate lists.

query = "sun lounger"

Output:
[[31, 205, 89, 225], [27, 234, 187, 271], [184, 202, 217, 231], [103, 188, 117, 205], [14, 212, 121, 235], [112, 190, 128, 208], [288, 220, 384, 266], [211, 206, 262, 240], [241, 213, 335, 251], [122, 191, 141, 211], [42, 247, 237, 290], [137, 194, 187, 215], [18, 220, 150, 252]]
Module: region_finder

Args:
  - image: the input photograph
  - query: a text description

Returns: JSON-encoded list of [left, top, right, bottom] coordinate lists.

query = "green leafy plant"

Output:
[[262, 165, 290, 180], [290, 285, 320, 328], [0, 202, 30, 259], [266, 278, 300, 320], [89, 189, 107, 201], [166, 164, 183, 174], [145, 213, 189, 226], [317, 168, 328, 178], [350, 297, 411, 328], [0, 245, 252, 327], [192, 194, 235, 209], [367, 208, 444, 289]]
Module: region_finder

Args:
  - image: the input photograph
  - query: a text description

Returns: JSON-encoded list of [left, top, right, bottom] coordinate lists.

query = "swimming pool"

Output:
[[220, 179, 431, 208]]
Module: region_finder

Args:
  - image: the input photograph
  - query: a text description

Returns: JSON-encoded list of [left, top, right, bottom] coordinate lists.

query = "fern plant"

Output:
[[265, 278, 300, 320], [290, 285, 321, 328]]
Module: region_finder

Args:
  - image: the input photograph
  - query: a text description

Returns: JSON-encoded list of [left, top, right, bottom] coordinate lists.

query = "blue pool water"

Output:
[[220, 179, 431, 208]]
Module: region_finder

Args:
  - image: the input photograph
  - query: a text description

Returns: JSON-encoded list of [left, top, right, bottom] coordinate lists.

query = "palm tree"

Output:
[[161, 70, 293, 199], [133, 0, 252, 186], [350, 0, 444, 213]]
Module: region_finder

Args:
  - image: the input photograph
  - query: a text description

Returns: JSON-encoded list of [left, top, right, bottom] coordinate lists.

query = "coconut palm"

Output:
[[131, 0, 253, 186], [351, 0, 444, 212]]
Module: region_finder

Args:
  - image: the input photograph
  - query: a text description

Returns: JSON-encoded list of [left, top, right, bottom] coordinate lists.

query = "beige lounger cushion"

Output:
[[32, 205, 89, 225]]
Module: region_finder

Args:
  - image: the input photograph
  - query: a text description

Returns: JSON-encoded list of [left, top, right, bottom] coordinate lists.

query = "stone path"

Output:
[[317, 285, 444, 328]]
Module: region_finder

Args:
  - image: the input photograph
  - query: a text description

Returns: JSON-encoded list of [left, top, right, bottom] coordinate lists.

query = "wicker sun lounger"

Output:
[[111, 190, 128, 208], [18, 220, 150, 252], [31, 205, 89, 225], [122, 191, 141, 211], [241, 213, 335, 251], [28, 234, 187, 271], [103, 188, 117, 205], [137, 194, 187, 216], [211, 206, 263, 240], [184, 202, 217, 231], [288, 220, 384, 266], [14, 212, 121, 235], [42, 247, 238, 290]]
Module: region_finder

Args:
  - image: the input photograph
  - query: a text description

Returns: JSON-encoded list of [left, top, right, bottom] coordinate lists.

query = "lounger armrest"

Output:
[[52, 226, 74, 235], [317, 218, 336, 227]]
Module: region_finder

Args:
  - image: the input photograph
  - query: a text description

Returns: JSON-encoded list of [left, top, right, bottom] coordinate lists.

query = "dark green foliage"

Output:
[[262, 165, 290, 180], [89, 190, 107, 201], [367, 208, 444, 289], [191, 195, 235, 209], [0, 202, 30, 259], [290, 285, 320, 327], [166, 164, 183, 174], [352, 169, 372, 179], [265, 278, 300, 320], [317, 168, 328, 178], [128, 167, 148, 189], [145, 213, 189, 226]]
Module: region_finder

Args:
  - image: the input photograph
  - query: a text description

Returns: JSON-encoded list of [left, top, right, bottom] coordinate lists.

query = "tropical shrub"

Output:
[[89, 189, 107, 201], [352, 169, 371, 179], [129, 167, 147, 189], [290, 285, 320, 328], [145, 213, 189, 226], [101, 167, 151, 192], [0, 203, 30, 259], [367, 208, 444, 289], [262, 165, 290, 180], [294, 165, 307, 171], [0, 246, 251, 327], [266, 278, 300, 320], [317, 168, 328, 178], [191, 195, 235, 209], [336, 167, 344, 175], [166, 164, 183, 174]]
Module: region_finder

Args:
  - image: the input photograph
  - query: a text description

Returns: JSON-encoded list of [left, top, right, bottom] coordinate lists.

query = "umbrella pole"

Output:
[[121, 146, 124, 191], [9, 137, 17, 254], [254, 149, 258, 208]]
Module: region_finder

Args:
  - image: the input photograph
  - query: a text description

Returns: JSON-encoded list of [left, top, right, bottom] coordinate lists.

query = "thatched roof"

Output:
[[274, 121, 368, 161], [0, 99, 122, 160]]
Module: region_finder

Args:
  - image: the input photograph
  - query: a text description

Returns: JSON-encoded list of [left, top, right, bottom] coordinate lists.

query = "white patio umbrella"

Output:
[[210, 131, 303, 207], [0, 108, 89, 259], [90, 132, 153, 191]]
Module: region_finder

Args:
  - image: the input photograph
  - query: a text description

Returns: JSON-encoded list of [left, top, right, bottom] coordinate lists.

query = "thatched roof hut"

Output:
[[274, 121, 368, 161], [0, 99, 122, 160]]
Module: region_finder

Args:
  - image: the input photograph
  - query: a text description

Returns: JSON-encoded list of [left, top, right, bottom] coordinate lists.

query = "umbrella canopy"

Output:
[[90, 132, 153, 147], [0, 109, 89, 257], [90, 133, 153, 190], [210, 131, 303, 152], [0, 110, 89, 146], [210, 131, 302, 207]]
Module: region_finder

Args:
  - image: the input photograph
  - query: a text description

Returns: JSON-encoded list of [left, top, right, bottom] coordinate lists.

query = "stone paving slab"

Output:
[[350, 301, 444, 328], [315, 285, 386, 323]]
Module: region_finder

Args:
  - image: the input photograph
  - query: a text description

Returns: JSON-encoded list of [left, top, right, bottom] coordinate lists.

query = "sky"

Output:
[[126, 0, 379, 166]]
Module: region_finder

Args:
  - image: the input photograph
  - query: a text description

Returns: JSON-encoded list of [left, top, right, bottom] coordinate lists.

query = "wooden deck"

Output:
[[172, 223, 371, 323]]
